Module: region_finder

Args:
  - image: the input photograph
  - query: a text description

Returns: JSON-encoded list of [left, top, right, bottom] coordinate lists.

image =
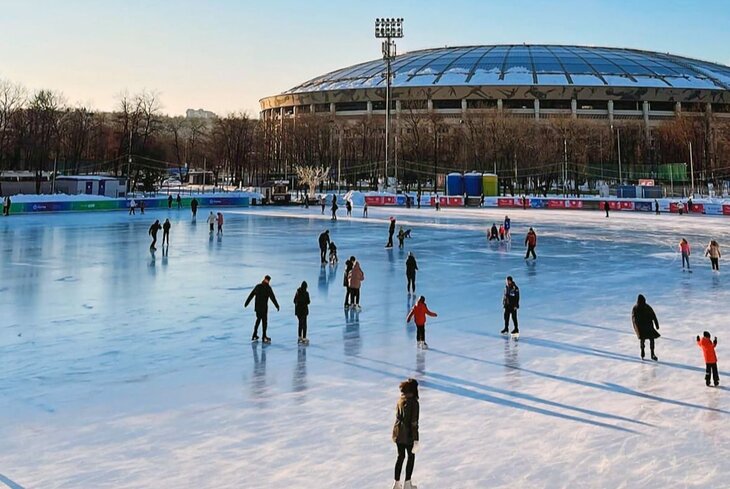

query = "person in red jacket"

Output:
[[524, 227, 537, 260], [407, 296, 438, 349], [696, 331, 720, 387]]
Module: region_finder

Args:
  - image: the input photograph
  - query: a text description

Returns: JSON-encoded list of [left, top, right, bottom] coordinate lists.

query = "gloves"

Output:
[[411, 441, 420, 454], [697, 335, 701, 341]]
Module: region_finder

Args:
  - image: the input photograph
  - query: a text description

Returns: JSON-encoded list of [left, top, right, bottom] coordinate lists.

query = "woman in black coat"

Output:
[[294, 281, 310, 344], [343, 257, 354, 308], [392, 378, 420, 489], [631, 294, 660, 361]]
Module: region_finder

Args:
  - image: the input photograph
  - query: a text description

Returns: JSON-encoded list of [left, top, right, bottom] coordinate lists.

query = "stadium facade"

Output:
[[260, 44, 730, 125]]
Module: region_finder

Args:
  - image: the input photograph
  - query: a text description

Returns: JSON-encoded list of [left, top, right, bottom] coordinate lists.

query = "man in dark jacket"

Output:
[[406, 252, 418, 294], [501, 276, 520, 335], [148, 220, 162, 250], [191, 197, 199, 218], [245, 275, 280, 343], [318, 230, 330, 264], [176, 193, 182, 209], [524, 228, 537, 260], [168, 194, 173, 208], [386, 217, 396, 248], [604, 201, 610, 218], [632, 294, 660, 361]]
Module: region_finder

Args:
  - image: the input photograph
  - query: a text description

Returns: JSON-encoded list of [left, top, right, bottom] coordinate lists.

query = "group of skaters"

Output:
[[679, 238, 722, 272]]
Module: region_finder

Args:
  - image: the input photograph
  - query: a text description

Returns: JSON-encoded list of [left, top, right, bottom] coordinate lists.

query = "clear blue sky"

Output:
[[1, 0, 728, 116]]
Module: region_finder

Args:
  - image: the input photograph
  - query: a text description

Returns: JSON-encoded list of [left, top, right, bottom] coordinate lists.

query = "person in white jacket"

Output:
[[207, 211, 216, 233]]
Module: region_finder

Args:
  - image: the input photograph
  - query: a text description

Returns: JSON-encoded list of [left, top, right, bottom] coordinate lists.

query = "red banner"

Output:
[[365, 196, 384, 206], [498, 198, 519, 207], [546, 200, 565, 208], [690, 203, 704, 213], [383, 196, 396, 205], [619, 201, 634, 210], [565, 200, 583, 209], [447, 197, 464, 206], [723, 205, 730, 215]]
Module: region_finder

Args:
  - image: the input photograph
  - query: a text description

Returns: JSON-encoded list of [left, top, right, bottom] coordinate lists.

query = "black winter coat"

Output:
[[632, 303, 660, 340], [245, 283, 280, 315], [503, 284, 520, 309], [343, 260, 353, 287], [392, 395, 419, 444], [319, 232, 330, 250], [406, 256, 418, 277], [293, 289, 310, 317]]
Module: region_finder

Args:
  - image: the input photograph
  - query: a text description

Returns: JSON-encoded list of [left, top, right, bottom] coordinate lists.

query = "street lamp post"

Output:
[[375, 17, 403, 192]]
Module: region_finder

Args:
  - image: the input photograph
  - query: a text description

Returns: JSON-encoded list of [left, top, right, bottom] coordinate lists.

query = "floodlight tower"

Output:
[[375, 17, 403, 191]]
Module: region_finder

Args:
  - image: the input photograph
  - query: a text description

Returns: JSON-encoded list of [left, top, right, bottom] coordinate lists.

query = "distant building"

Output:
[[186, 108, 218, 120]]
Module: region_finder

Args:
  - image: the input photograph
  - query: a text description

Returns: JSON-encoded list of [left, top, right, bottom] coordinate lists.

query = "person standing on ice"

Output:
[[139, 199, 145, 214], [363, 201, 368, 218], [176, 193, 182, 209], [2, 196, 10, 216], [330, 195, 338, 221], [604, 201, 610, 218], [679, 238, 691, 271], [386, 217, 396, 248], [191, 197, 199, 219], [343, 256, 354, 307], [654, 199, 660, 214], [406, 252, 418, 294], [705, 240, 721, 271], [524, 227, 537, 260], [168, 194, 173, 209], [318, 230, 330, 264], [245, 275, 280, 343], [148, 219, 162, 250], [504, 215, 511, 239], [407, 296, 437, 349], [162, 218, 171, 246], [216, 212, 224, 235], [631, 294, 660, 361], [128, 198, 137, 215], [696, 331, 720, 387], [348, 260, 365, 309], [500, 276, 520, 335], [391, 378, 420, 489], [489, 223, 499, 241], [346, 200, 352, 217], [207, 211, 216, 233], [320, 196, 326, 215], [294, 281, 310, 344]]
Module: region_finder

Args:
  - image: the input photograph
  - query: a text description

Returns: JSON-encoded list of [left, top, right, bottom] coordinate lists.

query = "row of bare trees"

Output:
[[2, 76, 730, 196]]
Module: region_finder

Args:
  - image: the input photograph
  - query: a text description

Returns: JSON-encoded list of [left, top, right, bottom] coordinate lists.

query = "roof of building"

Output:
[[284, 44, 730, 94]]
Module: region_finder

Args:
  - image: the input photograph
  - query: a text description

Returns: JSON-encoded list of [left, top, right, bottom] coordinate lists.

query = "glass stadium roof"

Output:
[[284, 45, 730, 94]]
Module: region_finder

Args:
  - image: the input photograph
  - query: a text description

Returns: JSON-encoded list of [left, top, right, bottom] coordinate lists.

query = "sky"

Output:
[[1, 0, 729, 117]]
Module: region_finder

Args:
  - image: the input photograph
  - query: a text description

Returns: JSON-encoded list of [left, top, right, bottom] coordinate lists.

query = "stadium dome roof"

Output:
[[285, 45, 730, 94]]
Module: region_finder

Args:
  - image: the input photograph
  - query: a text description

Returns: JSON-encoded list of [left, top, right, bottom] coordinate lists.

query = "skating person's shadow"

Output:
[[318, 266, 329, 295], [292, 346, 307, 393], [343, 308, 361, 357], [251, 342, 267, 399]]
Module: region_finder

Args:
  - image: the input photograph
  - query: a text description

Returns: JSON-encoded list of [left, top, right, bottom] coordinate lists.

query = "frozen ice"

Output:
[[1, 206, 729, 488]]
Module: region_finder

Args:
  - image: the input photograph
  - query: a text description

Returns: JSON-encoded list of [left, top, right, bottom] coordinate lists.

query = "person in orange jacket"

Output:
[[524, 227, 537, 260], [696, 331, 720, 387], [407, 296, 437, 349], [679, 238, 691, 270]]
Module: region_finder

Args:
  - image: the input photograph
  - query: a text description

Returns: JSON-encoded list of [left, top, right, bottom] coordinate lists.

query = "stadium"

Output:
[[260, 44, 730, 124]]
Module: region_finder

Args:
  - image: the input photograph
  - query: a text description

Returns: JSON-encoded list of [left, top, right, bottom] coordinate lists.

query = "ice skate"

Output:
[[500, 327, 509, 335], [651, 353, 658, 361], [391, 482, 403, 489], [302, 338, 310, 345], [421, 342, 428, 350], [403, 481, 417, 489], [251, 335, 259, 342], [263, 336, 272, 344]]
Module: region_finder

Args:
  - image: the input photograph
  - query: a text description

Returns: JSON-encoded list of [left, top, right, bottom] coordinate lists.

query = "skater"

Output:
[[654, 199, 660, 214], [398, 226, 406, 249], [489, 223, 499, 241], [679, 238, 691, 270], [386, 217, 396, 248], [177, 193, 182, 209], [216, 212, 224, 235], [417, 191, 421, 209], [207, 211, 216, 233], [294, 281, 310, 344], [162, 218, 171, 246], [705, 240, 721, 271], [524, 227, 537, 260], [128, 198, 137, 215], [435, 197, 441, 211], [504, 215, 511, 239], [696, 331, 720, 387], [320, 196, 326, 215], [407, 296, 438, 349], [348, 260, 365, 309], [318, 230, 330, 264], [480, 193, 485, 207], [2, 195, 10, 216], [346, 200, 352, 217], [363, 201, 368, 218], [499, 224, 506, 241], [392, 378, 420, 489], [631, 294, 660, 361], [500, 276, 520, 335], [406, 252, 418, 294], [304, 192, 309, 209], [328, 240, 338, 265], [343, 256, 355, 307], [604, 201, 610, 218], [148, 219, 162, 250], [330, 195, 338, 221], [191, 197, 199, 218], [139, 200, 145, 214], [168, 194, 173, 209], [405, 195, 411, 209], [521, 195, 527, 210], [687, 197, 693, 214], [245, 275, 280, 343]]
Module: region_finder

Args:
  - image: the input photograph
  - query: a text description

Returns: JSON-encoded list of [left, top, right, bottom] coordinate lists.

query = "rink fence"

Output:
[[6, 196, 251, 215]]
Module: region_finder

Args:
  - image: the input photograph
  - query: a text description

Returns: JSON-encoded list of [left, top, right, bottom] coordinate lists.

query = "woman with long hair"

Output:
[[391, 378, 420, 489]]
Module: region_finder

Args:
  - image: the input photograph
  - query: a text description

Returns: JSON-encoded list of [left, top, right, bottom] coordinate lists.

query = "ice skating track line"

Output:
[[0, 474, 25, 489]]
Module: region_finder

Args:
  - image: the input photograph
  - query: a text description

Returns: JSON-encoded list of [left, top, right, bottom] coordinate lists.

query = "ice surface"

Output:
[[1, 206, 729, 488]]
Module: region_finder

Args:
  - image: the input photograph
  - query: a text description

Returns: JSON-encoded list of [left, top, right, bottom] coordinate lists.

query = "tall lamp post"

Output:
[[375, 17, 403, 192]]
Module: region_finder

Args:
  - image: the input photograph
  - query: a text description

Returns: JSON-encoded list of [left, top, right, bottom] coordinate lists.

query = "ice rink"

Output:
[[1, 204, 729, 489]]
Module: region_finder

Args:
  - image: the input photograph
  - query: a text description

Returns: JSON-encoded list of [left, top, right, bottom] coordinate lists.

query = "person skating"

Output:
[[128, 198, 137, 215], [320, 196, 326, 215], [406, 252, 418, 294], [331, 195, 338, 221], [207, 211, 216, 233], [500, 276, 520, 335], [348, 260, 365, 309], [417, 191, 421, 209], [2, 196, 11, 216], [139, 200, 145, 214], [654, 199, 660, 214], [245, 275, 280, 343], [328, 240, 338, 264], [343, 256, 355, 307], [398, 226, 406, 249], [524, 227, 537, 260], [168, 194, 173, 209], [191, 197, 199, 218], [162, 218, 171, 246], [604, 201, 610, 218], [679, 238, 691, 271], [407, 296, 437, 349], [504, 215, 511, 239], [318, 230, 331, 264], [346, 200, 352, 217], [499, 224, 505, 241], [148, 219, 162, 250], [386, 217, 396, 248], [435, 197, 440, 211], [216, 212, 224, 235], [705, 240, 721, 271], [391, 378, 420, 489], [697, 331, 720, 387], [363, 201, 368, 218], [294, 281, 311, 344], [176, 193, 182, 209], [631, 294, 660, 361]]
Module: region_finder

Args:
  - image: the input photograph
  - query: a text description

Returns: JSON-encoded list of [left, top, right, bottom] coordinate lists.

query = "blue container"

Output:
[[642, 186, 663, 199], [446, 173, 464, 196], [617, 186, 637, 198], [464, 172, 482, 197]]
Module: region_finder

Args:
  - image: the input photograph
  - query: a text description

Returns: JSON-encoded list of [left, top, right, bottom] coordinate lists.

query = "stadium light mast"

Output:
[[375, 17, 403, 191]]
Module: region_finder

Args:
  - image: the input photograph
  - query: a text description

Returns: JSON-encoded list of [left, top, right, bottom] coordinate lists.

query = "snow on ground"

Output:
[[0, 206, 728, 489]]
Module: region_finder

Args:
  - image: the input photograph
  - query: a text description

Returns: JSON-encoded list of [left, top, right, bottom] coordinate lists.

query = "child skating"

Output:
[[407, 296, 437, 349], [329, 241, 339, 265], [696, 331, 720, 387]]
